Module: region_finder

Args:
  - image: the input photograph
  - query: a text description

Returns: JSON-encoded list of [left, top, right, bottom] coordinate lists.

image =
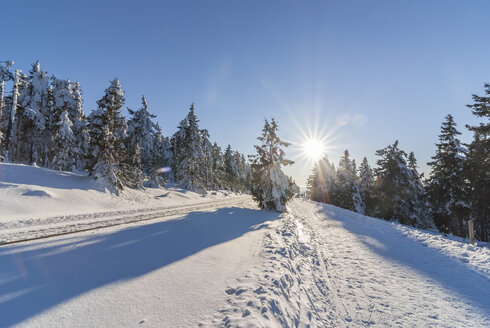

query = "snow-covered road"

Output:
[[1, 199, 489, 327], [0, 200, 280, 327], [205, 200, 490, 327]]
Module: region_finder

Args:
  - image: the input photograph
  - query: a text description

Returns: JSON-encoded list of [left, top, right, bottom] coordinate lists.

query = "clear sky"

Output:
[[2, 0, 490, 186]]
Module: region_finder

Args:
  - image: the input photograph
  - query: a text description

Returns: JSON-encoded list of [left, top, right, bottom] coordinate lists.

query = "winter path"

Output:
[[1, 198, 489, 327], [0, 201, 279, 327], [204, 200, 490, 327]]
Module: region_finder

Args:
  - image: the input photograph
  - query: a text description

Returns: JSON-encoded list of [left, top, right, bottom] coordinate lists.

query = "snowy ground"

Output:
[[0, 162, 240, 222], [0, 163, 246, 244], [203, 200, 490, 327], [1, 200, 489, 327], [1, 163, 489, 327]]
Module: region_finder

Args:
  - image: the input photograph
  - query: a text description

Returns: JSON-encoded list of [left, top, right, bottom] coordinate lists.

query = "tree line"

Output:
[[307, 86, 489, 242], [0, 60, 251, 194]]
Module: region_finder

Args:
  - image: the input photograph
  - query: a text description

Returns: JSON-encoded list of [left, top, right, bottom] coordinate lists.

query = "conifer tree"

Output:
[[223, 144, 236, 190], [374, 140, 417, 225], [200, 129, 214, 188], [52, 110, 77, 170], [51, 78, 86, 169], [250, 118, 294, 212], [465, 84, 490, 241], [306, 155, 336, 204], [210, 142, 224, 188], [174, 104, 205, 191], [427, 115, 469, 236], [87, 78, 130, 191], [407, 152, 433, 228], [5, 70, 24, 162], [149, 123, 172, 186], [15, 61, 51, 165], [127, 95, 157, 175], [0, 60, 14, 160], [359, 157, 376, 215], [69, 82, 90, 170], [335, 150, 364, 213]]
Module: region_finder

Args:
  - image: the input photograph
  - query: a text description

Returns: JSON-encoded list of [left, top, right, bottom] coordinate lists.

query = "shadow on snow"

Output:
[[0, 206, 279, 327], [319, 203, 490, 316]]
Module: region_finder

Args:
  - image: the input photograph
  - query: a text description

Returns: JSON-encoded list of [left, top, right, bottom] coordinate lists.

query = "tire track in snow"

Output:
[[0, 196, 251, 246]]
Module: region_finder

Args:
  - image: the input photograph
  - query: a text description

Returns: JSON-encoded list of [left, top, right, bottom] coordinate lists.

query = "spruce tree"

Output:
[[307, 155, 336, 204], [51, 110, 77, 170], [5, 70, 25, 162], [250, 118, 294, 212], [16, 61, 51, 165], [374, 140, 416, 225], [210, 142, 224, 188], [407, 152, 433, 228], [335, 150, 364, 213], [69, 82, 90, 170], [0, 60, 14, 160], [359, 157, 376, 216], [51, 78, 86, 169], [87, 78, 129, 191], [127, 95, 158, 176], [427, 115, 468, 236], [223, 144, 236, 190], [149, 123, 172, 186], [175, 104, 205, 191], [200, 129, 214, 188], [465, 84, 490, 241]]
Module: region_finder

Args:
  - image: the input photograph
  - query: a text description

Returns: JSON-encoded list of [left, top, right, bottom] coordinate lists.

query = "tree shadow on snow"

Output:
[[319, 204, 490, 316], [0, 206, 279, 327]]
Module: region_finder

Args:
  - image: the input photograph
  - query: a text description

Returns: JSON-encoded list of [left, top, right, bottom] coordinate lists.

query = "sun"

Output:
[[301, 138, 326, 162]]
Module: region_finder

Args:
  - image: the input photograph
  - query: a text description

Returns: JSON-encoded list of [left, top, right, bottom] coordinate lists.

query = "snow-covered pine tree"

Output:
[[127, 95, 157, 176], [233, 150, 247, 192], [51, 110, 77, 170], [335, 150, 364, 213], [0, 60, 14, 160], [170, 117, 188, 180], [121, 140, 144, 189], [5, 70, 24, 162], [15, 61, 51, 165], [465, 84, 490, 241], [306, 155, 336, 204], [407, 152, 433, 229], [175, 104, 205, 192], [148, 122, 172, 187], [358, 157, 376, 216], [70, 82, 90, 170], [374, 140, 418, 226], [427, 115, 469, 236], [87, 78, 130, 191], [223, 144, 237, 190], [250, 118, 294, 212], [210, 142, 224, 188], [200, 129, 214, 188], [51, 78, 86, 170]]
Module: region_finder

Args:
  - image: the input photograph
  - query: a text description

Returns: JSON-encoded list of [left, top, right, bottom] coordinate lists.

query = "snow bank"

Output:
[[0, 162, 241, 222]]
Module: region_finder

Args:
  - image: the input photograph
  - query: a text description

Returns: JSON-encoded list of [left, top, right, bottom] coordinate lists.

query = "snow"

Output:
[[0, 163, 238, 218], [1, 165, 489, 327], [0, 203, 277, 327]]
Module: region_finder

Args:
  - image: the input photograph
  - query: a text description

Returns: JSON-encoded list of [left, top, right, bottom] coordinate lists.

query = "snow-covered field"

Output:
[[1, 163, 489, 327]]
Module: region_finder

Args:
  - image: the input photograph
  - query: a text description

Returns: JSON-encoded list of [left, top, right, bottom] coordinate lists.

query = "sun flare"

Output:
[[301, 138, 326, 162]]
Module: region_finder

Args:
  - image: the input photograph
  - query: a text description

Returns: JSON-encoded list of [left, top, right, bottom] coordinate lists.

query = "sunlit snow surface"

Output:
[[0, 163, 489, 327]]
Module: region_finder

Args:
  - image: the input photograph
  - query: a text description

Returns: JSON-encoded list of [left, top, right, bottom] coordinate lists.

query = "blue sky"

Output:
[[2, 0, 490, 185]]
